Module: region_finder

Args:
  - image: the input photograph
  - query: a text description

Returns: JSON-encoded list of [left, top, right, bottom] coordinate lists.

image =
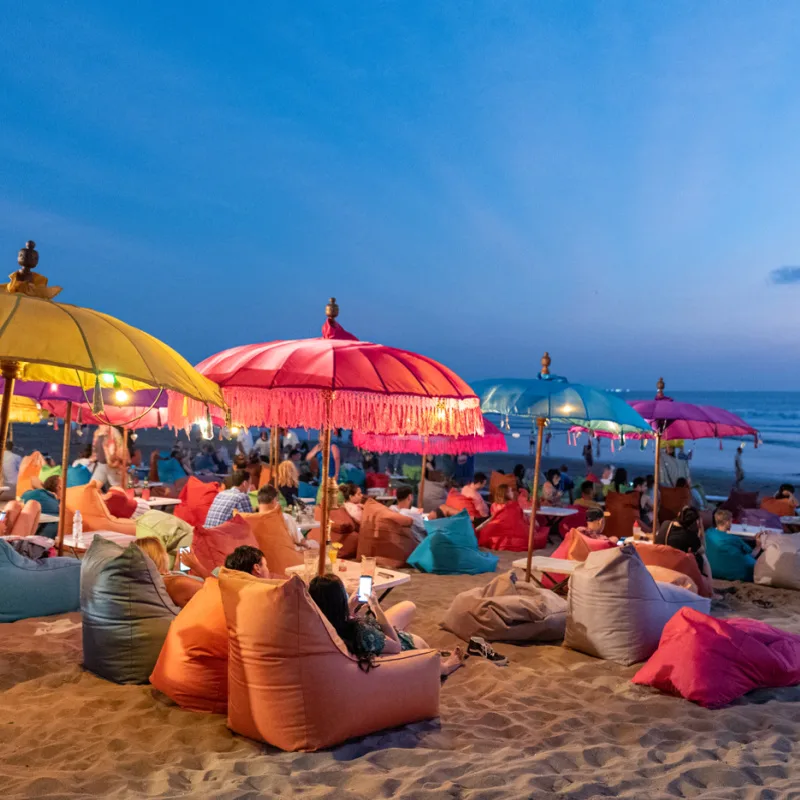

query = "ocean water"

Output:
[[489, 391, 800, 481]]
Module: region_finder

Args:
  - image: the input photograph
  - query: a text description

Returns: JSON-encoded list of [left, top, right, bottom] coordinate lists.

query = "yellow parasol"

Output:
[[0, 395, 44, 425], [0, 241, 226, 551]]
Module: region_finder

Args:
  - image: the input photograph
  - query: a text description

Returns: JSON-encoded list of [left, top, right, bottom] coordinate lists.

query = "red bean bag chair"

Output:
[[190, 517, 258, 575], [558, 506, 587, 538], [104, 488, 138, 519], [174, 476, 221, 529], [633, 608, 800, 708], [540, 528, 614, 588], [150, 577, 228, 713], [478, 503, 546, 552], [445, 489, 479, 519], [365, 472, 390, 490]]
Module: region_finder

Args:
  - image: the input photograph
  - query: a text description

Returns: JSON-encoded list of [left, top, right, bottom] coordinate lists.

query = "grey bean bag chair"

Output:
[[564, 544, 711, 666], [441, 571, 567, 643], [754, 533, 800, 590], [81, 537, 179, 684], [422, 481, 448, 514]]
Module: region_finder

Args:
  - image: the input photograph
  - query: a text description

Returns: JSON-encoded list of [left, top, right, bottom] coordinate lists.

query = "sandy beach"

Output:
[[4, 549, 800, 799]]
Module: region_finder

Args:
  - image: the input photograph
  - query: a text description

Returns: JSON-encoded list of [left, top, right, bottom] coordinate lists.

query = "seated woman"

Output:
[[134, 536, 203, 608], [20, 474, 61, 538], [775, 483, 799, 511], [610, 467, 630, 495], [308, 574, 464, 676], [341, 482, 364, 524], [490, 483, 515, 516], [655, 506, 709, 578], [542, 469, 563, 506], [704, 509, 758, 582], [276, 460, 300, 507]]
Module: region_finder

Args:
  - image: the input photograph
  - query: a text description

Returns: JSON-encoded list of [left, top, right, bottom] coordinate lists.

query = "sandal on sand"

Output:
[[466, 636, 509, 666]]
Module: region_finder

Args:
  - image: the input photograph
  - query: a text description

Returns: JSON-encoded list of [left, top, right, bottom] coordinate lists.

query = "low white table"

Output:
[[39, 513, 59, 524], [729, 524, 782, 539], [780, 516, 800, 526], [285, 559, 410, 598], [145, 497, 181, 510], [299, 521, 321, 533], [61, 530, 137, 554], [523, 507, 578, 518], [705, 494, 728, 503], [512, 556, 577, 592]]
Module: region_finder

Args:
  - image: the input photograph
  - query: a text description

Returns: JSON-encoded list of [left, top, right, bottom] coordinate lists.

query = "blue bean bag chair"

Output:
[[67, 464, 93, 488], [340, 464, 366, 488], [298, 481, 317, 499], [705, 527, 756, 582], [408, 510, 499, 575], [0, 540, 81, 622], [156, 452, 188, 485]]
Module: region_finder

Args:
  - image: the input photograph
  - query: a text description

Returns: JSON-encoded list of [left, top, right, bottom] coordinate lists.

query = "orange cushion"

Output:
[[488, 471, 516, 497], [634, 542, 712, 598], [240, 509, 304, 576], [357, 498, 416, 568], [174, 477, 221, 528], [150, 578, 228, 713], [445, 489, 479, 519], [219, 569, 440, 751], [760, 497, 795, 517], [191, 517, 257, 574], [16, 452, 44, 498]]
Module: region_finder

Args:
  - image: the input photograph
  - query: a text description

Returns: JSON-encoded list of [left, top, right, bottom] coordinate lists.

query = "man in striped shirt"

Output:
[[204, 470, 253, 527]]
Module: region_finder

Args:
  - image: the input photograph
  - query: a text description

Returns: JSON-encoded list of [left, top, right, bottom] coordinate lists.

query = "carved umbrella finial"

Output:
[[325, 297, 339, 321], [17, 241, 39, 276], [656, 377, 665, 398], [4, 240, 61, 299], [541, 351, 551, 376]]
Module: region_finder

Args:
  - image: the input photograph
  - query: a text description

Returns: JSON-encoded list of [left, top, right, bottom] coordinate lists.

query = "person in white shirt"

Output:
[[281, 428, 300, 457], [342, 483, 364, 524], [257, 485, 318, 551], [235, 426, 254, 457], [2, 441, 21, 499], [252, 430, 271, 460], [392, 486, 427, 543], [71, 443, 96, 472]]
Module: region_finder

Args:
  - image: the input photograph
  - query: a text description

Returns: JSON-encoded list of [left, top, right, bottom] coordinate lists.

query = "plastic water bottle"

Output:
[[632, 521, 642, 541], [73, 510, 83, 546]]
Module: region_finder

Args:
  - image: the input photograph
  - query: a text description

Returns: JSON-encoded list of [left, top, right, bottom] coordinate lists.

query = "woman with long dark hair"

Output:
[[655, 506, 707, 574]]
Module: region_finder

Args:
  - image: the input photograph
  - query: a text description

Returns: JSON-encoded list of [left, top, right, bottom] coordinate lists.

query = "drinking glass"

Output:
[[303, 550, 318, 583], [361, 556, 377, 577]]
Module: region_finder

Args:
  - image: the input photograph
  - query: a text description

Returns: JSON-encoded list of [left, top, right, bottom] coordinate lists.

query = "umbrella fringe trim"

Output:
[[351, 429, 506, 455]]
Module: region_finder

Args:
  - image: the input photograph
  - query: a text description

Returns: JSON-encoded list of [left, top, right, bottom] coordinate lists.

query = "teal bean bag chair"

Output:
[[0, 540, 81, 622], [408, 510, 499, 575], [298, 481, 317, 499], [156, 452, 187, 485], [340, 464, 366, 488], [20, 487, 60, 539], [705, 528, 756, 582], [67, 464, 93, 488]]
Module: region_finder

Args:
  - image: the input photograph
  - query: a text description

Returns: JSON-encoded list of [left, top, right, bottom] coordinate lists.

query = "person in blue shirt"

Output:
[[21, 474, 61, 538], [705, 508, 757, 582]]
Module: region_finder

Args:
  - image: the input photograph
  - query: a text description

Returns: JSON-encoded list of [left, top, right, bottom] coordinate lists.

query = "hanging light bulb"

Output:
[[100, 373, 115, 386], [114, 389, 129, 403], [49, 383, 58, 392]]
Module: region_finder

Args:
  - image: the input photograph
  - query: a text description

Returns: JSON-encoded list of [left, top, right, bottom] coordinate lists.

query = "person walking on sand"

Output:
[[734, 445, 745, 490], [544, 431, 552, 455]]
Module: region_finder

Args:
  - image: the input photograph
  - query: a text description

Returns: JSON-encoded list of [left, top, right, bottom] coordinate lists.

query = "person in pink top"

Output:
[[462, 472, 489, 517]]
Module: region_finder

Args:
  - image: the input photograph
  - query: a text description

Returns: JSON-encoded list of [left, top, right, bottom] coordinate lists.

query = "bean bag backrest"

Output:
[[705, 528, 756, 583], [365, 472, 389, 490], [66, 481, 136, 535], [489, 471, 517, 497], [754, 533, 800, 590], [104, 488, 138, 519], [340, 464, 366, 487], [310, 505, 358, 557], [191, 517, 258, 575], [408, 510, 498, 575], [136, 510, 194, 570], [156, 455, 187, 485], [645, 565, 698, 593], [150, 577, 228, 713], [445, 489, 479, 519], [564, 545, 711, 665], [0, 539, 80, 622], [720, 490, 759, 520], [760, 497, 795, 517], [81, 537, 179, 683], [604, 491, 640, 540], [633, 542, 713, 598], [421, 480, 448, 514], [219, 569, 440, 751], [16, 451, 44, 498], [175, 475, 220, 527], [298, 481, 316, 499], [67, 464, 93, 488], [441, 571, 567, 643], [240, 508, 303, 576], [477, 502, 540, 552], [633, 608, 800, 708], [541, 528, 614, 589], [659, 487, 692, 521], [558, 506, 587, 538], [357, 498, 416, 568]]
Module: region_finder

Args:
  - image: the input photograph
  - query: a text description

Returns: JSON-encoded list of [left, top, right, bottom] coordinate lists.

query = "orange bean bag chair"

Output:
[[357, 498, 416, 568], [219, 569, 441, 751], [604, 491, 640, 540], [445, 489, 479, 519], [659, 486, 692, 522], [633, 542, 713, 598], [150, 577, 228, 713], [239, 508, 304, 576], [174, 477, 221, 529], [311, 505, 359, 557], [190, 517, 257, 575], [65, 481, 134, 535], [489, 471, 516, 497], [761, 497, 796, 518], [478, 502, 545, 552], [16, 452, 44, 498]]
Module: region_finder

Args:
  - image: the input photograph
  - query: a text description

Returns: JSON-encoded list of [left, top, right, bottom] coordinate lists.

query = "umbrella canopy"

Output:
[[0, 395, 44, 424], [629, 398, 758, 443], [170, 300, 482, 438], [352, 416, 507, 456]]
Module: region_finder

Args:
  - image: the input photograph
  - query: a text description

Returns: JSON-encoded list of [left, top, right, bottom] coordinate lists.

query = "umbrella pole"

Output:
[[56, 401, 72, 557], [418, 442, 427, 509], [270, 426, 279, 486], [122, 428, 129, 490], [525, 417, 546, 582], [652, 430, 662, 533], [318, 396, 333, 576], [0, 361, 21, 469]]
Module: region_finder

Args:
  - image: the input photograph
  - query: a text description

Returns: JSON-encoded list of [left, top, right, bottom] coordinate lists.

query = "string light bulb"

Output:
[[114, 389, 129, 403]]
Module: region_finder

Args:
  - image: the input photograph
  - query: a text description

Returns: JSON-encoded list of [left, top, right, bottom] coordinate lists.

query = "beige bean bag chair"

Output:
[[754, 533, 800, 590], [441, 571, 567, 643], [564, 544, 711, 665]]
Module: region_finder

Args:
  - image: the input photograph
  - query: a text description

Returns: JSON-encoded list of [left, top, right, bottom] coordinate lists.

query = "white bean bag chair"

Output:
[[754, 533, 800, 590], [441, 571, 567, 643], [564, 544, 711, 665]]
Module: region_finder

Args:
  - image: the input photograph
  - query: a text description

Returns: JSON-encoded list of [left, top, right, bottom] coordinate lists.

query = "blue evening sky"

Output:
[[2, 2, 799, 391]]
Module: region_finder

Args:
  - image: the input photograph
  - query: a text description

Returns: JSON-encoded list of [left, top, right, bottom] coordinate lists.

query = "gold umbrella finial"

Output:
[[325, 297, 339, 321], [5, 240, 61, 299], [541, 352, 551, 376], [656, 377, 665, 398], [18, 240, 38, 273]]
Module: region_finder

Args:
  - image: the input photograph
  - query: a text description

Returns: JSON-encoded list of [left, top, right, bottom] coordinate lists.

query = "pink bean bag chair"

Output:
[[633, 608, 800, 708], [478, 502, 543, 552], [540, 528, 614, 588], [190, 517, 258, 575]]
